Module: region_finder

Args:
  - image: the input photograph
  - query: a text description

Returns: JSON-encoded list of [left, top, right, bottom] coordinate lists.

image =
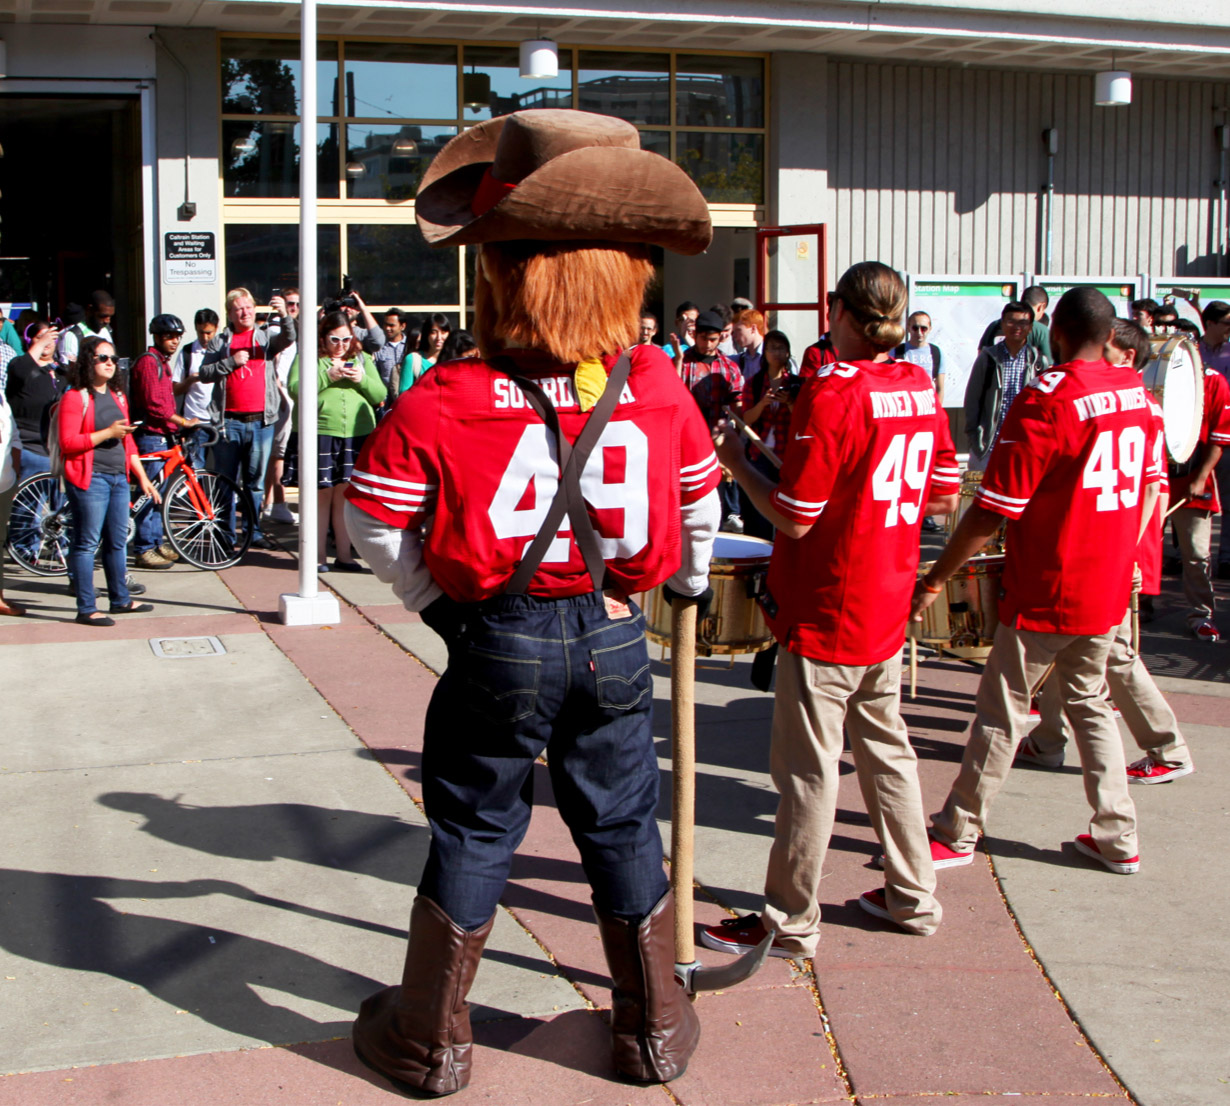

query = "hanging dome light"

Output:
[[519, 38, 558, 79], [230, 135, 257, 157], [463, 70, 492, 111], [1094, 70, 1132, 107], [345, 160, 366, 176], [392, 135, 418, 155]]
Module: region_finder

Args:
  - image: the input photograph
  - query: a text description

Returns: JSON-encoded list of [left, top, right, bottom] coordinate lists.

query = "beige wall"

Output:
[[774, 56, 1230, 281]]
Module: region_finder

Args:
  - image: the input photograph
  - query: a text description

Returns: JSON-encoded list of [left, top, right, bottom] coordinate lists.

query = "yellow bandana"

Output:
[[574, 357, 607, 412]]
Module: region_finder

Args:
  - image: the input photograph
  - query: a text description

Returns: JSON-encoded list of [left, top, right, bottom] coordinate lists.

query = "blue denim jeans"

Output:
[[132, 431, 169, 554], [212, 418, 273, 542], [418, 591, 668, 930], [182, 425, 212, 471], [18, 448, 51, 479], [65, 473, 131, 615]]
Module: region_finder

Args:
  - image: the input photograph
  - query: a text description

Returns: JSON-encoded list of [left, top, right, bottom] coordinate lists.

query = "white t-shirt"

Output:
[[175, 340, 215, 422]]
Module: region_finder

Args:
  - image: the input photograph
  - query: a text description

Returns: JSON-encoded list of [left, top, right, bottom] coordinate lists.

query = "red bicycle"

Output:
[[6, 426, 256, 575]]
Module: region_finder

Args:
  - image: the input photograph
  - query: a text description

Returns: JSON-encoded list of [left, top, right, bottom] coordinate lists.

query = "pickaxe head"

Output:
[[674, 932, 772, 995]]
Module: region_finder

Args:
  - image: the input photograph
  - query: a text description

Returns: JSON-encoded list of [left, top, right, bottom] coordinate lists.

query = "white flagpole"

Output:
[[280, 0, 339, 625]]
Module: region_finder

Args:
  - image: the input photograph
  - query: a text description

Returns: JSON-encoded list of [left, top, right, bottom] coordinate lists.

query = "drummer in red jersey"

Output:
[[913, 287, 1164, 876], [342, 110, 721, 1096], [700, 262, 961, 958]]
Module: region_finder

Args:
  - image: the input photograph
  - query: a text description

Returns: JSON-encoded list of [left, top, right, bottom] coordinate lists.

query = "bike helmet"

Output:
[[150, 313, 185, 335]]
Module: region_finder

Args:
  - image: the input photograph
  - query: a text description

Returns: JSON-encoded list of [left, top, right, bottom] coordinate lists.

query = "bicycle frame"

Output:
[[136, 439, 217, 522]]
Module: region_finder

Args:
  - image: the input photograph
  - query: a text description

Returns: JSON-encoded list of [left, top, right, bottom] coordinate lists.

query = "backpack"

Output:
[[46, 387, 90, 482]]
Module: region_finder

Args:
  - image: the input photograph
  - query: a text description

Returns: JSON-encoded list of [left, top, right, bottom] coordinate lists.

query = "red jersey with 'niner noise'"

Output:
[[765, 357, 961, 666], [976, 359, 1165, 635], [344, 344, 721, 602]]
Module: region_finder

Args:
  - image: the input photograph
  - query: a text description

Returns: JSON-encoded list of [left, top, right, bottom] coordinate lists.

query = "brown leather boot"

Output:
[[352, 896, 495, 1097], [595, 889, 701, 1083]]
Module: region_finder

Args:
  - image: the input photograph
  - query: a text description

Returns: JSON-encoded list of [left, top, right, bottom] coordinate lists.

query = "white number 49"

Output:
[[872, 431, 934, 527], [1082, 426, 1146, 512]]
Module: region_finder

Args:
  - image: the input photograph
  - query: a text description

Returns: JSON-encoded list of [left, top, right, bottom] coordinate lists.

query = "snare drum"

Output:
[[645, 534, 775, 656], [945, 470, 1006, 554], [910, 554, 1005, 660], [1142, 335, 1204, 464]]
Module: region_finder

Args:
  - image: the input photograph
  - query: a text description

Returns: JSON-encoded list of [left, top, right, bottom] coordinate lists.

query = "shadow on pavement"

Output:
[[96, 793, 430, 887], [0, 868, 381, 1045]]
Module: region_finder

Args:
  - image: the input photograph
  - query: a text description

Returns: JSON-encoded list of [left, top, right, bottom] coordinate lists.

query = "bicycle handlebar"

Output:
[[175, 424, 221, 449]]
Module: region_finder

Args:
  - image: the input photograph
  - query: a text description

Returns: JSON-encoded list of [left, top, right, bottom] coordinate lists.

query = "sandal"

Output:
[[109, 602, 154, 614], [0, 598, 27, 617], [76, 612, 116, 627]]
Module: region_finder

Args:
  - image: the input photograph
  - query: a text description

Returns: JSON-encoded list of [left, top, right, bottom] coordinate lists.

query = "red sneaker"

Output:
[[1126, 758, 1194, 785], [698, 914, 798, 959], [1015, 736, 1064, 769], [1073, 833, 1139, 874], [876, 833, 973, 870], [858, 888, 893, 922], [1193, 620, 1221, 642]]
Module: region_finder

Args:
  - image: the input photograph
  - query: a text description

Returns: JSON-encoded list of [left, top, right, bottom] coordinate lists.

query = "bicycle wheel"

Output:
[[5, 473, 72, 576], [161, 468, 255, 570]]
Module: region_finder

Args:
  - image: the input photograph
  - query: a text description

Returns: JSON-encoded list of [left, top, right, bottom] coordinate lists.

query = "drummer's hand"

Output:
[[1188, 472, 1209, 498], [910, 578, 941, 622], [663, 582, 714, 622], [712, 418, 743, 470], [1132, 564, 1143, 591]]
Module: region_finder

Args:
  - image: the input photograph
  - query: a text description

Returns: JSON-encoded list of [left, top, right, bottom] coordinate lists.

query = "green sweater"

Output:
[[289, 351, 386, 438]]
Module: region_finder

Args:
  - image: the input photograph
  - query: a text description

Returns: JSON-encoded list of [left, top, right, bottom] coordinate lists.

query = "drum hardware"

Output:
[[1141, 335, 1204, 464], [909, 554, 1005, 664]]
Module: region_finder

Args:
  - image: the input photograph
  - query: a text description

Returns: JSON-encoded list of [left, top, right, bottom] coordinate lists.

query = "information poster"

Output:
[[1038, 279, 1138, 321], [1153, 280, 1230, 327], [907, 276, 1021, 407]]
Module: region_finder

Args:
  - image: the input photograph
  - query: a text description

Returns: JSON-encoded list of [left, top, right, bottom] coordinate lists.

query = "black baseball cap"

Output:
[[694, 310, 726, 334], [150, 314, 185, 335]]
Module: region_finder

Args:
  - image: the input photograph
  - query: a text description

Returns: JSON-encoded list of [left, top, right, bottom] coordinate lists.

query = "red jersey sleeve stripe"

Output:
[[976, 486, 1028, 517], [351, 468, 437, 492], [772, 489, 827, 520], [680, 455, 719, 488], [681, 455, 719, 476], [1211, 430, 1230, 443], [349, 479, 437, 502]]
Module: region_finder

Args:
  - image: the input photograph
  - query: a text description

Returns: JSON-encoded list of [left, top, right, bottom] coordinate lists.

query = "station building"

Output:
[[1, 0, 1228, 364]]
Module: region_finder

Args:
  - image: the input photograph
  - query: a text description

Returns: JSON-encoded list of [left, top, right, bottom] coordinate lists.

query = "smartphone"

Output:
[[342, 360, 355, 370], [271, 287, 282, 298]]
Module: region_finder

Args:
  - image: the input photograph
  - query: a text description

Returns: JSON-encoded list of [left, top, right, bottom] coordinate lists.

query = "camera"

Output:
[[772, 374, 804, 401]]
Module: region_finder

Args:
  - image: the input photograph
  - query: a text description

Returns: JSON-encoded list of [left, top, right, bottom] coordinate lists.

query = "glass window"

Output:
[[345, 124, 457, 201], [577, 51, 669, 126], [675, 55, 764, 128], [221, 39, 338, 117], [461, 46, 573, 121], [677, 132, 764, 203], [347, 225, 460, 306], [343, 41, 458, 122], [224, 223, 341, 304], [223, 122, 340, 199], [638, 130, 671, 159]]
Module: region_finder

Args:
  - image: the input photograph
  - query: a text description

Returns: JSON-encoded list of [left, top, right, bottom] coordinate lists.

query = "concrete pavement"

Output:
[[0, 531, 1226, 1104]]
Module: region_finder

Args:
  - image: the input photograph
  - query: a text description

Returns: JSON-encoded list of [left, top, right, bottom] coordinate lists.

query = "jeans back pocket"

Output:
[[467, 646, 542, 725], [590, 634, 652, 712]]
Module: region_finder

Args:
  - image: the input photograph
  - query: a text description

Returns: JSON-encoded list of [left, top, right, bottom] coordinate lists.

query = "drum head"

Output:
[[1143, 336, 1204, 464], [712, 534, 774, 563]]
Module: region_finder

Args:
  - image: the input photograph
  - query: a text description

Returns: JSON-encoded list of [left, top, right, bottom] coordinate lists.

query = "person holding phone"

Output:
[[58, 336, 161, 626], [288, 311, 386, 572]]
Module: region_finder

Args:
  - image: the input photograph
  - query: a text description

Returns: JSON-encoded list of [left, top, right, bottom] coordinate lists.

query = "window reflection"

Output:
[[677, 132, 764, 203], [221, 39, 338, 117], [345, 124, 457, 201], [638, 130, 671, 159], [223, 122, 340, 198], [347, 225, 460, 305], [577, 51, 669, 126], [224, 223, 340, 303], [461, 46, 573, 121], [675, 55, 764, 128], [344, 41, 457, 121]]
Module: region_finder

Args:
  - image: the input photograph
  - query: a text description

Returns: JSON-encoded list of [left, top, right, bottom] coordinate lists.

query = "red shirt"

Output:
[[764, 358, 960, 665], [678, 349, 742, 428], [129, 347, 179, 436], [799, 334, 839, 379], [224, 329, 266, 414], [977, 359, 1164, 635], [1172, 368, 1230, 515], [345, 345, 721, 602]]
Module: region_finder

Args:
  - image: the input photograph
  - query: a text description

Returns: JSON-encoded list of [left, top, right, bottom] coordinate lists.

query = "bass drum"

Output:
[[909, 554, 1005, 661], [1142, 335, 1204, 464], [645, 534, 775, 656]]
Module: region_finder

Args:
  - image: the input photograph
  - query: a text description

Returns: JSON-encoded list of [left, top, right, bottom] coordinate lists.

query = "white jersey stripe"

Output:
[[775, 490, 828, 510], [351, 469, 438, 492]]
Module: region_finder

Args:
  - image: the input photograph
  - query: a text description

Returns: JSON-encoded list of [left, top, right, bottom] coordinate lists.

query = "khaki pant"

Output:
[[933, 622, 1138, 863], [1030, 607, 1192, 769], [763, 650, 940, 955], [1172, 509, 1215, 627]]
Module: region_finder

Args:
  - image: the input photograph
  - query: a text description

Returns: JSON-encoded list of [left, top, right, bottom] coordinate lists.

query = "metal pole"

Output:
[[298, 0, 319, 600], [279, 0, 338, 625]]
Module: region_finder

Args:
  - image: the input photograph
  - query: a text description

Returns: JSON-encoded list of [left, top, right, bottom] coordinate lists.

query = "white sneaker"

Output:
[[268, 503, 297, 524], [721, 513, 744, 533]]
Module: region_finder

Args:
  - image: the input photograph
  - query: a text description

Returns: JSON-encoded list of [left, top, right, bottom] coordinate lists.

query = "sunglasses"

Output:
[[94, 353, 117, 363], [326, 335, 350, 344]]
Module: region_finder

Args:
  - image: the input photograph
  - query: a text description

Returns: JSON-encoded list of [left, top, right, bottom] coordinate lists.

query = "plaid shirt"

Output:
[[680, 348, 742, 428], [740, 371, 795, 464], [996, 343, 1031, 437]]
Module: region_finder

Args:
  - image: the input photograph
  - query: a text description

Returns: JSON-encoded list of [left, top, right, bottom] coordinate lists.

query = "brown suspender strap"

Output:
[[500, 351, 633, 596]]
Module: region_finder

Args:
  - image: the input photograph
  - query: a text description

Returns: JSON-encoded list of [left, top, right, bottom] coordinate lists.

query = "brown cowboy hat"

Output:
[[415, 109, 712, 255]]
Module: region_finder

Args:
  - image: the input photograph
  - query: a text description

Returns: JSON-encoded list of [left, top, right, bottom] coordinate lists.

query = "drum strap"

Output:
[[497, 351, 633, 596]]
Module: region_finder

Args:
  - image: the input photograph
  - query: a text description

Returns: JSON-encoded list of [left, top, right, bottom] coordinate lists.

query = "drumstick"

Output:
[[1163, 497, 1189, 520], [723, 407, 783, 470], [909, 635, 918, 700], [1131, 589, 1141, 655]]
